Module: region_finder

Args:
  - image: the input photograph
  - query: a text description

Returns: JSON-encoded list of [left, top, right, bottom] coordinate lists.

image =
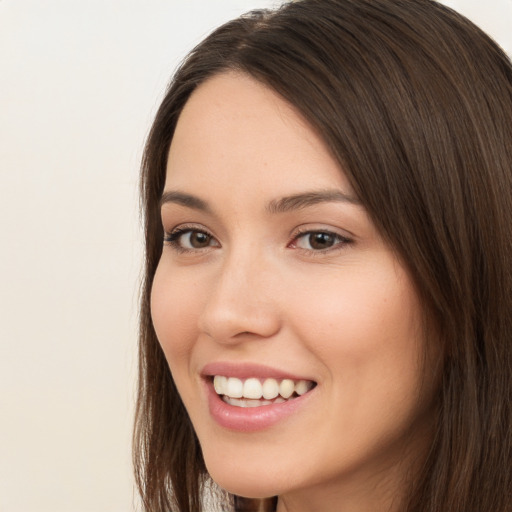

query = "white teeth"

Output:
[[243, 378, 263, 399], [223, 397, 274, 407], [213, 375, 315, 401], [262, 378, 279, 399], [226, 377, 243, 398], [213, 375, 227, 395], [279, 379, 295, 399], [295, 380, 312, 396]]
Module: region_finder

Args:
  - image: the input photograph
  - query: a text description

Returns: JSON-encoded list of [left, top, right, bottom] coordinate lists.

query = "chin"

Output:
[[204, 458, 284, 499]]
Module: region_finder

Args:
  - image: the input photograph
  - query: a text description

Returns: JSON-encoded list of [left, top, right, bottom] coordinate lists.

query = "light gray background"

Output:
[[0, 1, 510, 511]]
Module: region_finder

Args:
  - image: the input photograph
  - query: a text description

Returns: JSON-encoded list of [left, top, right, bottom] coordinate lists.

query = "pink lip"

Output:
[[201, 361, 313, 381], [201, 362, 317, 432]]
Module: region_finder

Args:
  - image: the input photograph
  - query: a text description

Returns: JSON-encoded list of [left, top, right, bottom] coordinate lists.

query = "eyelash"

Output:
[[163, 225, 217, 254], [288, 228, 352, 254], [163, 226, 352, 254]]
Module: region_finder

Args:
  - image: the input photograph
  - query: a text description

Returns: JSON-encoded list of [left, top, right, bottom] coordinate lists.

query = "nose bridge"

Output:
[[198, 244, 280, 343]]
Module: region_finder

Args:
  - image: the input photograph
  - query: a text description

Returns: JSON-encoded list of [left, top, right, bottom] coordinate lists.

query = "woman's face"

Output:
[[151, 72, 440, 509]]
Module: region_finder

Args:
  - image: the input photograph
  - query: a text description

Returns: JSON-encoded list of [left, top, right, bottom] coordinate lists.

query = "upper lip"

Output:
[[201, 361, 316, 382]]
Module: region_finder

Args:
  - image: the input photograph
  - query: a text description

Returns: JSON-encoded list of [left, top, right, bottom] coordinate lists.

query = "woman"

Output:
[[134, 1, 512, 511]]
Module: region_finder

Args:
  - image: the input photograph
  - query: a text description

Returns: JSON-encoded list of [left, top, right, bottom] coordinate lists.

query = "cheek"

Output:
[[150, 262, 202, 363], [283, 269, 436, 474], [286, 262, 426, 416], [289, 264, 421, 354]]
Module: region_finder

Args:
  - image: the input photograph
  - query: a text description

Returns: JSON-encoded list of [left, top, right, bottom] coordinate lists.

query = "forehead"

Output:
[[165, 72, 352, 195], [173, 71, 308, 147]]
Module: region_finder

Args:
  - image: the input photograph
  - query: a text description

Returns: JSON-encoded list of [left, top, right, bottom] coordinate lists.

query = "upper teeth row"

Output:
[[213, 376, 313, 400]]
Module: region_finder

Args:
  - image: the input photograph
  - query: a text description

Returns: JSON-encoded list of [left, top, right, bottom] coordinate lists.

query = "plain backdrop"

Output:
[[0, 1, 510, 511]]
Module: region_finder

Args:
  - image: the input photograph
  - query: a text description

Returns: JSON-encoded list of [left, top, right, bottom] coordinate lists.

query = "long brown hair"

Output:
[[134, 1, 512, 510]]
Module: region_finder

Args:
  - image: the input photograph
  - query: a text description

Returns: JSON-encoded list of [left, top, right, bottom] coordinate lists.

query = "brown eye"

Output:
[[166, 228, 219, 251], [293, 230, 350, 251], [187, 231, 212, 248], [308, 232, 336, 250]]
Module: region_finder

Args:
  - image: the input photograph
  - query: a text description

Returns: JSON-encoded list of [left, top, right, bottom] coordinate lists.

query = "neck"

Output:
[[276, 471, 404, 512]]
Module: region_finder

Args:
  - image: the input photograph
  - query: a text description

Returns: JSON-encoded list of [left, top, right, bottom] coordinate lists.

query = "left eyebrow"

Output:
[[267, 189, 361, 214], [159, 190, 212, 213]]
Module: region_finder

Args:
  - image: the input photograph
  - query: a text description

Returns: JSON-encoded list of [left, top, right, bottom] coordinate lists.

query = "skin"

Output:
[[151, 72, 440, 512]]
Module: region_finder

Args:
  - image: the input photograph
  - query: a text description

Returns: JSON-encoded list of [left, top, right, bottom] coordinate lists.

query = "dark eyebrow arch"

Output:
[[159, 191, 211, 213], [267, 189, 361, 214]]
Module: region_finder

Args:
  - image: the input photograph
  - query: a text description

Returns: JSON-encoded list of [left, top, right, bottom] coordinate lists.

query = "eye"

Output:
[[290, 230, 351, 251], [164, 227, 219, 251]]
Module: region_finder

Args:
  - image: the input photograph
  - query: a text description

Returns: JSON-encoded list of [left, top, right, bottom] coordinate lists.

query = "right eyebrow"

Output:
[[159, 191, 212, 213]]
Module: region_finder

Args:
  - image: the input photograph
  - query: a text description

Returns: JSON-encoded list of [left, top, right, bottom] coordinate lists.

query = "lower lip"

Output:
[[205, 380, 315, 432]]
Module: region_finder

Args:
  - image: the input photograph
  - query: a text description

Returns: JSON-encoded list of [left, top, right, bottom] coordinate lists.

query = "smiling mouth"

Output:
[[212, 376, 316, 408]]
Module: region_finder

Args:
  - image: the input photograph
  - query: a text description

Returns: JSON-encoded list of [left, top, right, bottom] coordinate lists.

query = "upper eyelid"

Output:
[[164, 223, 215, 237], [290, 225, 354, 241], [291, 230, 350, 242], [164, 226, 217, 242]]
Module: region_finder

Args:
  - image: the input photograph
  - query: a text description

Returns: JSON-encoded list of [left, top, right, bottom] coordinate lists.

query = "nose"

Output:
[[198, 250, 281, 344]]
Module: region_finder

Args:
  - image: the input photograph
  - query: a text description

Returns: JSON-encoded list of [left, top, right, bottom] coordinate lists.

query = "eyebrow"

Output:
[[266, 189, 361, 214], [159, 188, 360, 214], [159, 191, 212, 213]]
